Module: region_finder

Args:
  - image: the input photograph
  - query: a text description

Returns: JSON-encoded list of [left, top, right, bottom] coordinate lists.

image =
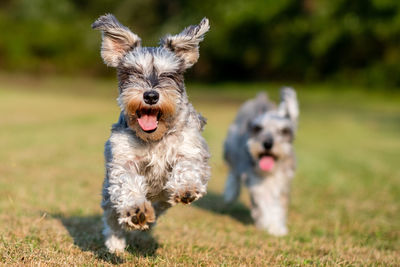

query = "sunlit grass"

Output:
[[0, 75, 399, 265]]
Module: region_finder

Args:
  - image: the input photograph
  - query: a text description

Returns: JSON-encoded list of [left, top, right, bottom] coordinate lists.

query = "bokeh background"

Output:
[[0, 0, 399, 265], [1, 0, 400, 86]]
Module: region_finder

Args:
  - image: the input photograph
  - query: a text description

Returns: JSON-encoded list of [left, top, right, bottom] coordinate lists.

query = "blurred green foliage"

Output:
[[0, 0, 400, 86]]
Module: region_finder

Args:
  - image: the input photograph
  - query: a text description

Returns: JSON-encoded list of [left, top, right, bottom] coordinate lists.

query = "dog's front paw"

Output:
[[170, 188, 203, 205], [119, 201, 155, 231]]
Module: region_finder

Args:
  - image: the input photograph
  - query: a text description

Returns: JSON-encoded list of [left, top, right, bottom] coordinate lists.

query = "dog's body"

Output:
[[223, 88, 299, 236], [92, 14, 210, 252]]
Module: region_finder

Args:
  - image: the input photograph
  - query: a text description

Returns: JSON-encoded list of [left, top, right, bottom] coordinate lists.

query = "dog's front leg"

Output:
[[164, 153, 210, 205], [248, 178, 289, 236], [103, 162, 156, 253], [106, 163, 156, 231]]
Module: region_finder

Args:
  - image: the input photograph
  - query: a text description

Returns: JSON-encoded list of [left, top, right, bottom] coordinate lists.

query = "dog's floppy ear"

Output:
[[92, 14, 141, 67], [278, 87, 299, 126], [160, 18, 210, 70]]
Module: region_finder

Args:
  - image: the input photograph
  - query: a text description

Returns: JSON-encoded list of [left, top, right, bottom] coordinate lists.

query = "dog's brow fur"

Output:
[[122, 48, 182, 76]]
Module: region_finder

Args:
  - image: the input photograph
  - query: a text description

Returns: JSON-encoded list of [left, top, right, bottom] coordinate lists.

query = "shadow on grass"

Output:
[[52, 213, 158, 264], [194, 191, 253, 225]]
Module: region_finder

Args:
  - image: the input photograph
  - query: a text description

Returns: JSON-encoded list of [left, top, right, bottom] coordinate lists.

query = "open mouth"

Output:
[[258, 152, 278, 172], [136, 108, 161, 133]]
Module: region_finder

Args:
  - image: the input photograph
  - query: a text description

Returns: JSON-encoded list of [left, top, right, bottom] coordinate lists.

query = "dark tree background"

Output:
[[0, 0, 399, 87]]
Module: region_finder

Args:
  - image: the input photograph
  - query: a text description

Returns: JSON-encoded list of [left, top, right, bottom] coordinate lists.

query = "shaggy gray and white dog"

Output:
[[223, 88, 299, 236], [92, 14, 211, 252]]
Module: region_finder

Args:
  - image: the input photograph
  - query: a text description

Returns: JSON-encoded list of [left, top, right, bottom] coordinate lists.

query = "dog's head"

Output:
[[92, 14, 209, 141], [247, 88, 299, 173]]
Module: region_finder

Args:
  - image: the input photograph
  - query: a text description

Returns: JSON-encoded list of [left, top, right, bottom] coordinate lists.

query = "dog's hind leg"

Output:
[[102, 208, 127, 253], [223, 172, 241, 204]]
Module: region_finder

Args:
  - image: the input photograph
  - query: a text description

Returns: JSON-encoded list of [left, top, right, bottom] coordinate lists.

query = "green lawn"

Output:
[[0, 75, 399, 265]]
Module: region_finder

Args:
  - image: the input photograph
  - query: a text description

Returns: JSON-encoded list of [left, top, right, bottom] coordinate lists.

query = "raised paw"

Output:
[[171, 188, 202, 205], [120, 201, 155, 231]]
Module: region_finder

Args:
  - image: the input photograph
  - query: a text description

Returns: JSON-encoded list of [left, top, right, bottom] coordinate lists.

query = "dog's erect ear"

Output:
[[160, 18, 210, 70], [92, 14, 141, 67], [278, 87, 299, 126]]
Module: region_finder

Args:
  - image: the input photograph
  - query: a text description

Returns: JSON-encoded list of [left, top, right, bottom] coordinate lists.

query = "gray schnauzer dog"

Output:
[[223, 88, 299, 236], [92, 14, 211, 252]]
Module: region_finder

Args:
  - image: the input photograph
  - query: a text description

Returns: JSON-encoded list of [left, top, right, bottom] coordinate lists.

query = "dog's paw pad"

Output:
[[122, 201, 155, 231], [172, 188, 202, 205], [180, 191, 197, 204]]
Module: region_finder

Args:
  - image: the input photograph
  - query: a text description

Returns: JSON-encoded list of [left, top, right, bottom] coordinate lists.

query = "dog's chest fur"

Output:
[[135, 137, 180, 199], [108, 126, 183, 200]]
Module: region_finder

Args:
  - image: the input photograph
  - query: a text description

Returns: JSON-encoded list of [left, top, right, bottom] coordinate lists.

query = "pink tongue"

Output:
[[259, 156, 275, 171], [137, 114, 158, 131]]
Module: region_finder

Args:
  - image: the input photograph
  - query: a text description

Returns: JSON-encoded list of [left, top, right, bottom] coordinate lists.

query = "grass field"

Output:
[[0, 74, 399, 266]]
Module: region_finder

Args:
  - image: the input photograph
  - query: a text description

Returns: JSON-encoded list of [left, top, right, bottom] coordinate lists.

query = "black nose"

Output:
[[143, 90, 159, 105], [263, 138, 274, 150]]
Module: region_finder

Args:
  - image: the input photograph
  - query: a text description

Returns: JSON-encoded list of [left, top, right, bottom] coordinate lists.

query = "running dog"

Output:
[[223, 88, 299, 236]]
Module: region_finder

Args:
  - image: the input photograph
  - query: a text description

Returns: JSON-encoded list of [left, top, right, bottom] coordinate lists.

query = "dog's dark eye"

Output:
[[280, 127, 291, 136], [160, 72, 181, 87], [160, 72, 176, 80], [252, 125, 262, 134]]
